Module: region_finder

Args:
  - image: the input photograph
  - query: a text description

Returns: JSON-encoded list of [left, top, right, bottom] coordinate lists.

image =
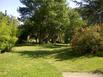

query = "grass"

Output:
[[0, 45, 62, 77], [1, 44, 103, 77]]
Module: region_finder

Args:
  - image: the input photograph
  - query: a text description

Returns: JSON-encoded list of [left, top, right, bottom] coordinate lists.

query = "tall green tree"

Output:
[[19, 0, 69, 43]]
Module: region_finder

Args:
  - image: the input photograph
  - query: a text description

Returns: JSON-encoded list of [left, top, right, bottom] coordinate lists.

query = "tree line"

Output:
[[17, 0, 84, 44], [1, 0, 103, 54]]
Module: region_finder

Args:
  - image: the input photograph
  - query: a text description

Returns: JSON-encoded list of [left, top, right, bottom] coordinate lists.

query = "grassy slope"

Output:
[[1, 44, 103, 77]]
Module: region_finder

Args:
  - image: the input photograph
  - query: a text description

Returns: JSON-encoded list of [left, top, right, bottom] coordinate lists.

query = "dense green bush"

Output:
[[0, 14, 18, 53], [71, 27, 102, 55]]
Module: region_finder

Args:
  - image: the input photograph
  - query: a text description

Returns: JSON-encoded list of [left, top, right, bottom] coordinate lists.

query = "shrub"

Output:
[[0, 14, 18, 53], [71, 27, 102, 55]]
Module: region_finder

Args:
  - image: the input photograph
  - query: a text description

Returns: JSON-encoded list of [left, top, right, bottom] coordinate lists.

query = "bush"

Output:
[[71, 27, 102, 55], [0, 14, 18, 53]]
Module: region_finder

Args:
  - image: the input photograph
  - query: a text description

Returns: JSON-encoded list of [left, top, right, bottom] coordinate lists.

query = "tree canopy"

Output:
[[0, 12, 18, 53], [73, 0, 103, 25], [19, 0, 68, 43], [18, 0, 84, 44]]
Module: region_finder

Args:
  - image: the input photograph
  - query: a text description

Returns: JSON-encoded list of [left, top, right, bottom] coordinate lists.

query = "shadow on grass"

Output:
[[17, 50, 59, 58], [93, 68, 103, 74], [40, 44, 69, 48], [16, 43, 69, 48], [14, 47, 89, 61], [13, 44, 100, 61]]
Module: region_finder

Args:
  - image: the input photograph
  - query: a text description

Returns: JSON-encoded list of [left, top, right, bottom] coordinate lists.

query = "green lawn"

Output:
[[1, 44, 103, 77]]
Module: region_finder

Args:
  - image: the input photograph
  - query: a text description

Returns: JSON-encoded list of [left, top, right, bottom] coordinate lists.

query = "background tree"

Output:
[[64, 8, 84, 43], [18, 0, 70, 44], [73, 0, 103, 25]]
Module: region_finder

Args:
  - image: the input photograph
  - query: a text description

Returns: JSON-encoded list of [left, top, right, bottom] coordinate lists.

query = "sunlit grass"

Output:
[[1, 44, 103, 77], [0, 50, 62, 77], [12, 44, 103, 72]]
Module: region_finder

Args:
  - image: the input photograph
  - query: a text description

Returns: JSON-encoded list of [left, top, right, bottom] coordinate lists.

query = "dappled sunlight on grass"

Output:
[[0, 45, 64, 77], [1, 44, 103, 77], [12, 45, 73, 60]]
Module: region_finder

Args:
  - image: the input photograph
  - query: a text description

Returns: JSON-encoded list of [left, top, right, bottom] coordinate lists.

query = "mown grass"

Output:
[[1, 44, 103, 77], [0, 45, 62, 77]]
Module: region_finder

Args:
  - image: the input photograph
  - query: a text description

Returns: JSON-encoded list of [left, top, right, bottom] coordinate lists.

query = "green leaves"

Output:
[[19, 0, 70, 43], [71, 26, 102, 54], [0, 12, 18, 52], [75, 0, 103, 25], [64, 9, 84, 43]]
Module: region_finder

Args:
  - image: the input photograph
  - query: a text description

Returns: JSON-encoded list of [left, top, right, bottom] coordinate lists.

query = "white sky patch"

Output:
[[68, 0, 81, 8]]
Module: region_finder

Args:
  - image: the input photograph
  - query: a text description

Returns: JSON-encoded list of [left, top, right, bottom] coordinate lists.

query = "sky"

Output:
[[0, 0, 24, 17], [0, 0, 79, 18]]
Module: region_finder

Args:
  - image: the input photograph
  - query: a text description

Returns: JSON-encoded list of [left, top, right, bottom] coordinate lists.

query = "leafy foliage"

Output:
[[71, 26, 102, 54], [18, 0, 74, 44], [74, 0, 103, 25], [64, 9, 84, 43], [0, 12, 18, 53]]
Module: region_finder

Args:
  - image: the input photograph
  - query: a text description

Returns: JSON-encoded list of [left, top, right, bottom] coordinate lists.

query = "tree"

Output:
[[64, 8, 84, 43], [0, 12, 18, 53], [18, 0, 69, 44], [73, 0, 103, 25]]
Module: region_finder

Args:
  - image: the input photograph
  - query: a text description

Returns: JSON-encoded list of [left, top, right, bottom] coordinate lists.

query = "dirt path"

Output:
[[63, 72, 103, 77]]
